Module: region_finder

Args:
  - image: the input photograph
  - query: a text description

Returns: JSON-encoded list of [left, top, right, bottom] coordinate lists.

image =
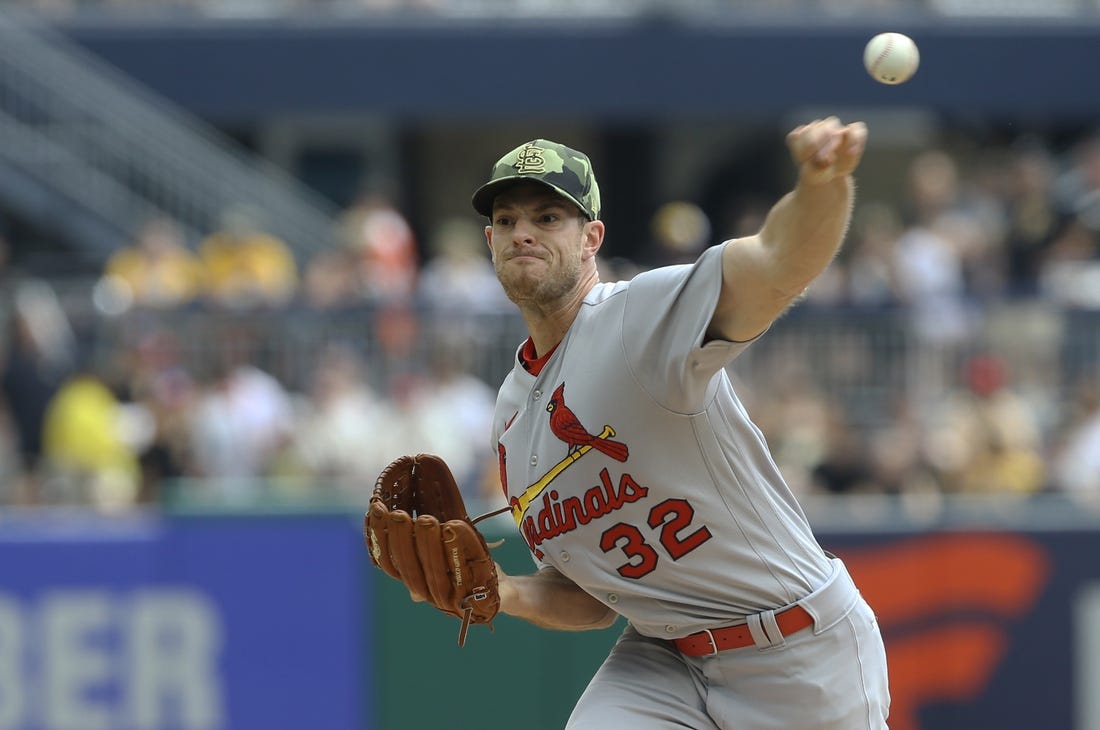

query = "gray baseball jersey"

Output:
[[491, 245, 834, 640]]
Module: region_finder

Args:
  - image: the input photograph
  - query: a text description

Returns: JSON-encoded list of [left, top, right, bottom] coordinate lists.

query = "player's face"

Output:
[[485, 183, 598, 306]]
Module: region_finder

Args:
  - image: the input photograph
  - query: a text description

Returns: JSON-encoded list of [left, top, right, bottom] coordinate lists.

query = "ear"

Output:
[[484, 224, 494, 254], [581, 220, 605, 262]]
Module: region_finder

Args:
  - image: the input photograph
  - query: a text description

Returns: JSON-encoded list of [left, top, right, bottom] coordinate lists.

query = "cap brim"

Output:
[[471, 176, 588, 219]]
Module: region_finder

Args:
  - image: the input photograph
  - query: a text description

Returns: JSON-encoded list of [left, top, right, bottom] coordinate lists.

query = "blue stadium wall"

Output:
[[57, 19, 1100, 124]]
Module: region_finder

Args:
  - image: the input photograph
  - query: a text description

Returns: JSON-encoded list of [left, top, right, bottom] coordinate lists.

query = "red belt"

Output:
[[674, 605, 814, 656]]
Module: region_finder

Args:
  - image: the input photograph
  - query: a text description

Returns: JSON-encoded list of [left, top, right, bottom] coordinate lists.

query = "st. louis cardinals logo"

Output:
[[507, 382, 630, 526], [513, 143, 548, 174]]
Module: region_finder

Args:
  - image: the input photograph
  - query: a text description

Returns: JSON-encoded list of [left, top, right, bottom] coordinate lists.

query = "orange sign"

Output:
[[836, 533, 1050, 730]]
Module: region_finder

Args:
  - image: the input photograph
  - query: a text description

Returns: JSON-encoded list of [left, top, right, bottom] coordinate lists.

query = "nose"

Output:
[[511, 217, 536, 244]]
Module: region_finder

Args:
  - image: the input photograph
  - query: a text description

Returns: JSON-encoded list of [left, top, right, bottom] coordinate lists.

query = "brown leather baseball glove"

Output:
[[365, 453, 501, 646]]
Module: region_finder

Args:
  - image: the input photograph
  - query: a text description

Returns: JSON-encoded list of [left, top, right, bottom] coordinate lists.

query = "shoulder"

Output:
[[583, 280, 630, 307], [625, 246, 726, 300], [580, 262, 708, 308]]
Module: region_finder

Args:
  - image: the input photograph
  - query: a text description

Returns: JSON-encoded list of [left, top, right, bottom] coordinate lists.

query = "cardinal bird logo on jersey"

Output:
[[504, 381, 634, 529], [546, 383, 629, 462]]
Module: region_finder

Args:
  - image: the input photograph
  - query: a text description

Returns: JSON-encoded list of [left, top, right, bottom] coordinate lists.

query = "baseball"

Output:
[[863, 32, 920, 85]]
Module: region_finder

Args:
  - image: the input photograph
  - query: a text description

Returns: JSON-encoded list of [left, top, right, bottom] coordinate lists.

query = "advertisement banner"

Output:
[[825, 529, 1100, 730], [0, 512, 367, 730]]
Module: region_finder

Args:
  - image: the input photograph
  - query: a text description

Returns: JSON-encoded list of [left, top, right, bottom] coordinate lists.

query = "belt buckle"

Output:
[[702, 628, 719, 656]]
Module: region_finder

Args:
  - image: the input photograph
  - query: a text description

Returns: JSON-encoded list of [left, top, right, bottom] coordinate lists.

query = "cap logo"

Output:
[[513, 145, 547, 174]]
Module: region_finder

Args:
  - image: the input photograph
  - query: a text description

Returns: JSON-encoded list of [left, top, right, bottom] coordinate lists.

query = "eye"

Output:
[[494, 215, 513, 227], [539, 213, 561, 224]]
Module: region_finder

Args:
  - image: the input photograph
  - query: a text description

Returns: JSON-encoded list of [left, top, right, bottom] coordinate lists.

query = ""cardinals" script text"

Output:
[[521, 468, 648, 558]]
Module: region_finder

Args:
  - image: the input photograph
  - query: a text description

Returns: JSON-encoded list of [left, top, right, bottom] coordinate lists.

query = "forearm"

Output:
[[498, 567, 618, 631], [710, 174, 855, 342], [710, 116, 868, 344], [757, 173, 854, 298]]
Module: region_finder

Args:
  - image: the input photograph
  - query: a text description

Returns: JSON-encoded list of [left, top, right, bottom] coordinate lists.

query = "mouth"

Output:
[[504, 250, 545, 264]]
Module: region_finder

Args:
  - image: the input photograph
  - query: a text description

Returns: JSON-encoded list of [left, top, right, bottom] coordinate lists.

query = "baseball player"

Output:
[[472, 118, 889, 729]]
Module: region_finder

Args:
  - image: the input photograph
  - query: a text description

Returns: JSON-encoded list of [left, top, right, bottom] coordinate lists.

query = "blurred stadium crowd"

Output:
[[2, 122, 1100, 516]]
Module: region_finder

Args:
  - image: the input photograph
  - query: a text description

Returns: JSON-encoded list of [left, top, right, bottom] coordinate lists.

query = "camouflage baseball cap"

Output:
[[471, 139, 601, 221]]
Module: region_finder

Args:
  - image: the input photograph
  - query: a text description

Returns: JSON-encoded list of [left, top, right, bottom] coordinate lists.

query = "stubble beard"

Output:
[[496, 250, 583, 311]]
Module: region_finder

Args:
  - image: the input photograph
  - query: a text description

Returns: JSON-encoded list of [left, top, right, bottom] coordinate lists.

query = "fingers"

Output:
[[788, 117, 840, 165], [787, 117, 868, 184], [838, 121, 869, 166]]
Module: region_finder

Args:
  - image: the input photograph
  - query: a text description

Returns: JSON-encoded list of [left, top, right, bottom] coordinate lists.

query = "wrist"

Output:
[[496, 572, 519, 615]]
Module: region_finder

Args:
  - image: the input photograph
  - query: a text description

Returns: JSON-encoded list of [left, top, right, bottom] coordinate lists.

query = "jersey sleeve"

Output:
[[621, 243, 761, 413]]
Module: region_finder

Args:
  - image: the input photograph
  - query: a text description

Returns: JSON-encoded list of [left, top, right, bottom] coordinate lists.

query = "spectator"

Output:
[[810, 402, 877, 494], [845, 201, 905, 307], [1053, 132, 1100, 235], [100, 217, 203, 309], [1040, 133, 1100, 307], [924, 353, 1046, 494], [40, 365, 141, 510], [417, 217, 510, 314], [392, 333, 498, 505], [199, 204, 299, 308], [186, 345, 295, 502], [1051, 379, 1100, 502], [867, 394, 939, 496], [338, 191, 419, 303], [951, 151, 1011, 301], [0, 280, 76, 504], [369, 301, 425, 397], [121, 330, 198, 504], [301, 247, 361, 311], [747, 356, 834, 498], [278, 342, 395, 496], [1000, 140, 1066, 296], [893, 151, 975, 344]]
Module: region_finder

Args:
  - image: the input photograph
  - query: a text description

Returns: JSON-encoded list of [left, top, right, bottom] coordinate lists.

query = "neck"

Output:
[[518, 270, 599, 357]]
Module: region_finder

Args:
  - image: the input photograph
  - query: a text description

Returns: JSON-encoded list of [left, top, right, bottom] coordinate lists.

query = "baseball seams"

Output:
[[870, 34, 895, 78]]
